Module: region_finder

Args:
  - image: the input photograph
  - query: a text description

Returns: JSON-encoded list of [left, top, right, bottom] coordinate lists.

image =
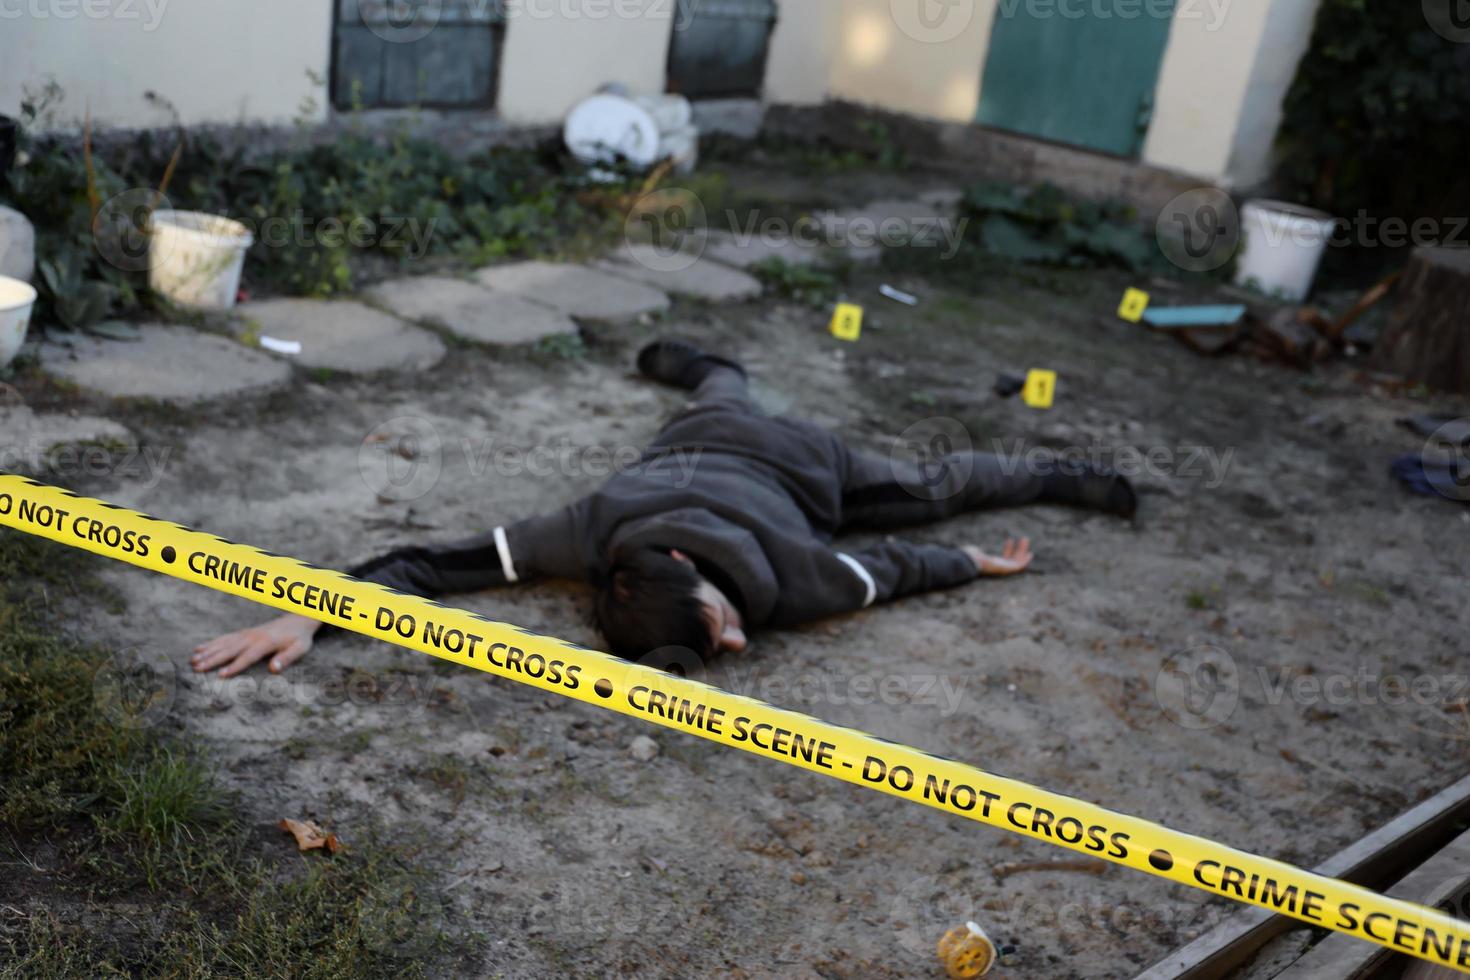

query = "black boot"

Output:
[[636, 339, 746, 390], [1041, 461, 1137, 519]]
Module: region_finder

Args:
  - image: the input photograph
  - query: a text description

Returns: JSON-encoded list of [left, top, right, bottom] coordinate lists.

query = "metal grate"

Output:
[[332, 0, 505, 110], [666, 0, 778, 100]]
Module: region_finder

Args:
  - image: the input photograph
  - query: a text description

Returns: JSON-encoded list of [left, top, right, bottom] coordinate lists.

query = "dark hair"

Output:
[[594, 547, 713, 663]]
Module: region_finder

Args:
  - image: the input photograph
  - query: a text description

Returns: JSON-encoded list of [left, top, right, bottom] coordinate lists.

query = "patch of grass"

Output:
[[703, 123, 910, 176], [424, 759, 473, 805], [5, 837, 447, 978], [1185, 590, 1210, 610], [4, 81, 629, 329], [960, 181, 1157, 271], [750, 257, 841, 308], [0, 530, 461, 975], [0, 533, 137, 830], [535, 331, 589, 360]]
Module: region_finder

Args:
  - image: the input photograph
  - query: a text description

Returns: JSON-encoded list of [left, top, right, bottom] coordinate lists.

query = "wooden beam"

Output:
[[1134, 774, 1470, 980], [1273, 829, 1470, 978]]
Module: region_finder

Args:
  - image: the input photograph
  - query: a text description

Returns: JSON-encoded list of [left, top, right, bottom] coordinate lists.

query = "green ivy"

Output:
[[0, 94, 621, 329], [1277, 0, 1470, 230], [960, 182, 1156, 271]]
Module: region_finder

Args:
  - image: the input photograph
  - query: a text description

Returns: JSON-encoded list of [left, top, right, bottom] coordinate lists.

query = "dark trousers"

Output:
[[692, 366, 1047, 533]]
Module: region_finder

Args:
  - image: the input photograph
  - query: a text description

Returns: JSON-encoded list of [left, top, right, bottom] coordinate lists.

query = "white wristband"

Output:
[[493, 526, 518, 583]]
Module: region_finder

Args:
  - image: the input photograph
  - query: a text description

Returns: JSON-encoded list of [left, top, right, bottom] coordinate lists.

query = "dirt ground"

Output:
[[19, 167, 1470, 979]]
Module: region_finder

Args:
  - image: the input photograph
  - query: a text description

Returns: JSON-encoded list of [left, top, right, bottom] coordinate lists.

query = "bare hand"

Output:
[[192, 614, 321, 677], [963, 537, 1033, 577]]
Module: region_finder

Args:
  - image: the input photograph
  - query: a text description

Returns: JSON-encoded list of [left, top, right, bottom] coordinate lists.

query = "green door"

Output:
[[976, 1, 1177, 157]]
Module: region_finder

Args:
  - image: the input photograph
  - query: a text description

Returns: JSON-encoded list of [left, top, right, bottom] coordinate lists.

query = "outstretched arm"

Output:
[[846, 536, 1031, 605], [193, 509, 585, 677], [771, 536, 1033, 628]]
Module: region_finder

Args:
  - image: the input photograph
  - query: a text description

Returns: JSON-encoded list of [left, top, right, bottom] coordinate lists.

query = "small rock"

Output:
[[790, 871, 807, 886], [628, 735, 660, 762]]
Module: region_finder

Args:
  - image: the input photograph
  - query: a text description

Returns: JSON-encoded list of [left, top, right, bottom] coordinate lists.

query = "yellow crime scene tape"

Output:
[[3, 472, 1468, 973]]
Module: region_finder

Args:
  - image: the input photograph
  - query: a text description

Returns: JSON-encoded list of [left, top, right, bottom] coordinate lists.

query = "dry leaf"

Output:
[[279, 817, 343, 854]]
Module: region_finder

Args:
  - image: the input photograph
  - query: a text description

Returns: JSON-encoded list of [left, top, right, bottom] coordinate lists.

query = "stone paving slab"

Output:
[[595, 243, 763, 303], [235, 298, 445, 373], [0, 405, 134, 462], [701, 230, 830, 269], [39, 325, 290, 404], [365, 275, 577, 346], [473, 261, 670, 321]]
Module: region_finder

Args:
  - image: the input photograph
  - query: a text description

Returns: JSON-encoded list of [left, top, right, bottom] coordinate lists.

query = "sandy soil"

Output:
[[22, 173, 1470, 978]]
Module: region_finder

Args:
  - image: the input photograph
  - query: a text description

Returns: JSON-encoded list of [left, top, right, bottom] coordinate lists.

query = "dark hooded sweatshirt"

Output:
[[350, 370, 980, 632]]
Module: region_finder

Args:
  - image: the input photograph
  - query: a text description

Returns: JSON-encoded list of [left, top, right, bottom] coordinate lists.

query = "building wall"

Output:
[[827, 0, 998, 123], [1142, 1, 1278, 182], [1223, 0, 1323, 188], [0, 0, 1319, 187], [497, 1, 676, 123], [820, 0, 1320, 187], [0, 1, 334, 128], [765, 0, 841, 106]]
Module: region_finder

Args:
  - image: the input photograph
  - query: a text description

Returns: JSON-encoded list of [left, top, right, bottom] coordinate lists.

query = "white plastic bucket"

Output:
[[1234, 200, 1338, 302], [0, 274, 36, 368], [633, 94, 693, 133], [564, 94, 662, 169], [148, 210, 253, 310]]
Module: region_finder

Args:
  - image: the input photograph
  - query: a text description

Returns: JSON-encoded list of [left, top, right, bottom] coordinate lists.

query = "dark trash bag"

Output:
[[1391, 453, 1470, 503]]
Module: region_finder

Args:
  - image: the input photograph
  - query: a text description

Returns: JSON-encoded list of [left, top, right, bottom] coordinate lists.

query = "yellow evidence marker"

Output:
[[1021, 369, 1057, 409], [937, 921, 998, 979], [829, 303, 864, 342], [1118, 287, 1151, 323]]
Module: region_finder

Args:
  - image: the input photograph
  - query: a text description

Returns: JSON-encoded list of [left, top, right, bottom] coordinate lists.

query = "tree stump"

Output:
[[1371, 247, 1470, 392]]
